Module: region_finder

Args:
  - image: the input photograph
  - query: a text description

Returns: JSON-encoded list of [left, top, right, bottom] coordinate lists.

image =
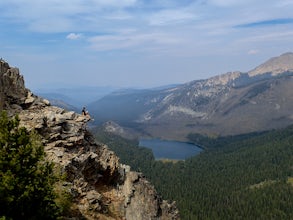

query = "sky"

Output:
[[1, 0, 293, 90]]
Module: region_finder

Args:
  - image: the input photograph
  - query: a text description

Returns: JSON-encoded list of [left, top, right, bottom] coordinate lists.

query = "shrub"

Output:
[[0, 111, 60, 219]]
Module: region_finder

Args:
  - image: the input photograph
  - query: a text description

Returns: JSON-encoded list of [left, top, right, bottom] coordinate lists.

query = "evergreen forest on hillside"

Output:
[[94, 126, 293, 219]]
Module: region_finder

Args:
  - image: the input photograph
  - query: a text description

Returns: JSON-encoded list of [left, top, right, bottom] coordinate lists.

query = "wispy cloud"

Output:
[[148, 9, 197, 26], [103, 11, 133, 20], [1, 0, 293, 88], [237, 31, 293, 43], [207, 0, 254, 7], [275, 0, 293, 7], [88, 31, 181, 52], [235, 18, 293, 28], [0, 0, 138, 33]]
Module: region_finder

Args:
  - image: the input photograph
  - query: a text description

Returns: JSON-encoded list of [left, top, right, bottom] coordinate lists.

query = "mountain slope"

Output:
[[36, 92, 79, 111], [89, 52, 293, 140], [249, 52, 293, 76]]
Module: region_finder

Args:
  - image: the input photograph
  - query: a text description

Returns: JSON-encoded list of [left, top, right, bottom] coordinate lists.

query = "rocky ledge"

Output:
[[0, 60, 179, 219]]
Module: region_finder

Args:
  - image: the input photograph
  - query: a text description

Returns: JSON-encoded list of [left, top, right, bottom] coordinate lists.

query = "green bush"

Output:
[[0, 111, 60, 219]]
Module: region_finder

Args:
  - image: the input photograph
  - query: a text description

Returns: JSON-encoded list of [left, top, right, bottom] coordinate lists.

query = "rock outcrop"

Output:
[[0, 59, 28, 111], [0, 60, 180, 219]]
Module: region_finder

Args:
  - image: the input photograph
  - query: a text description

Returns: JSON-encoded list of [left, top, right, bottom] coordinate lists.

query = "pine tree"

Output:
[[0, 111, 60, 219]]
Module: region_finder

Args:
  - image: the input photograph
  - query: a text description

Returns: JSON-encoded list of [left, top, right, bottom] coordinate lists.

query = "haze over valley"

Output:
[[88, 52, 293, 141]]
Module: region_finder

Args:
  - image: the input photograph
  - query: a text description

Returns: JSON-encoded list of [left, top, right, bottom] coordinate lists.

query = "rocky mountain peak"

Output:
[[248, 52, 293, 77], [1, 60, 180, 219], [0, 59, 29, 111], [206, 71, 242, 86]]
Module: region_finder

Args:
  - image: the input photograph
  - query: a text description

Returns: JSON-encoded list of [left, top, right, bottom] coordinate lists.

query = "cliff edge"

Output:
[[0, 59, 179, 219]]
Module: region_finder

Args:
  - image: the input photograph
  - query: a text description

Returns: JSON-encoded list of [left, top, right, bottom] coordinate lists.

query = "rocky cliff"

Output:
[[0, 59, 179, 219]]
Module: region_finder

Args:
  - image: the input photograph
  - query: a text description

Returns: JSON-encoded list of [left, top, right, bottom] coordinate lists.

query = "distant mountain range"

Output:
[[35, 86, 119, 111], [88, 52, 293, 140], [35, 92, 79, 112]]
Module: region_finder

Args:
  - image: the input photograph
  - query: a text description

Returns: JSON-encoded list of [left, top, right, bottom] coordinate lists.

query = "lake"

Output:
[[139, 139, 203, 160]]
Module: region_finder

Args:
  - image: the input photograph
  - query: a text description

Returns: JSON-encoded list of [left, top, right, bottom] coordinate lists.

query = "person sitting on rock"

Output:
[[82, 107, 94, 122], [82, 107, 88, 116]]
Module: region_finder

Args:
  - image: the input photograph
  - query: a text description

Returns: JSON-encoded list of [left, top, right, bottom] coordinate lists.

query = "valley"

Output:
[[91, 52, 293, 219], [93, 125, 293, 220]]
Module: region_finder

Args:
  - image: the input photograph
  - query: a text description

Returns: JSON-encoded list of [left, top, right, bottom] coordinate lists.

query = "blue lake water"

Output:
[[139, 139, 203, 160]]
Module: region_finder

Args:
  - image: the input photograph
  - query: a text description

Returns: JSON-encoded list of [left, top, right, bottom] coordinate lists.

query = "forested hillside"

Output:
[[94, 125, 293, 219]]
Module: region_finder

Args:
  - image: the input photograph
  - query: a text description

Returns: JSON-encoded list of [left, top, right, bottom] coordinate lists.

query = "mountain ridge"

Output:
[[89, 52, 293, 140], [249, 52, 293, 76]]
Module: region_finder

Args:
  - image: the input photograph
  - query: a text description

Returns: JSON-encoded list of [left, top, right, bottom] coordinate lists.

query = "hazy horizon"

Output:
[[1, 1, 293, 91]]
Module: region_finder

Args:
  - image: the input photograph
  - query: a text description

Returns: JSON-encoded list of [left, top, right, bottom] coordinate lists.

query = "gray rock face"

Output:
[[1, 61, 180, 219], [0, 59, 27, 111], [124, 171, 177, 220]]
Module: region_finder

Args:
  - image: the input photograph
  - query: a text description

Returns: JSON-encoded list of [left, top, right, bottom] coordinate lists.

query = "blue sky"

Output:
[[1, 0, 293, 90]]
